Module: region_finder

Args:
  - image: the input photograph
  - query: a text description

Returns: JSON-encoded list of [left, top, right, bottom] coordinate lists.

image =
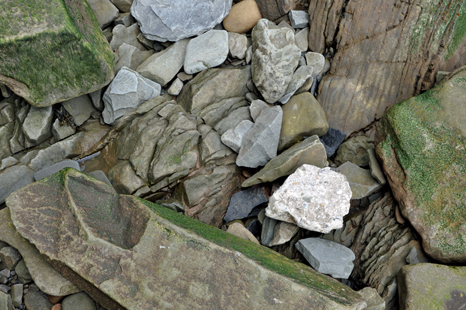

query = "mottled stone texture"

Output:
[[0, 0, 114, 107], [5, 168, 367, 310], [375, 67, 466, 264], [308, 0, 466, 135]]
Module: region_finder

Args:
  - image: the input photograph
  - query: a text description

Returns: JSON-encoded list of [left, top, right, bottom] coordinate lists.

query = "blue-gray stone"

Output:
[[320, 128, 346, 157], [288, 10, 309, 29], [224, 187, 268, 223]]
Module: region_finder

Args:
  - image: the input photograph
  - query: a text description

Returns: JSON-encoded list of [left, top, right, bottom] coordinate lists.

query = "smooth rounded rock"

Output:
[[223, 0, 262, 33], [62, 292, 96, 310]]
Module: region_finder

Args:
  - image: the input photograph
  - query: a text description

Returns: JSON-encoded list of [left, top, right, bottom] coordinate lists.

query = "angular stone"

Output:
[[52, 119, 76, 141], [88, 0, 119, 29], [220, 120, 254, 153], [224, 187, 268, 223], [252, 19, 301, 103], [249, 99, 270, 122], [110, 0, 133, 13], [375, 68, 466, 263], [336, 162, 382, 200], [289, 10, 309, 28], [114, 12, 135, 27], [228, 32, 248, 59], [115, 43, 153, 73], [398, 264, 466, 310], [22, 106, 53, 146], [131, 0, 232, 42], [296, 238, 355, 279], [223, 0, 262, 33], [278, 66, 315, 104], [279, 92, 328, 150], [11, 284, 23, 307], [0, 165, 34, 205], [254, 0, 303, 21], [110, 24, 146, 52], [0, 156, 17, 171], [260, 216, 278, 247], [34, 160, 81, 181], [62, 95, 96, 126], [266, 165, 351, 233], [167, 78, 183, 96], [184, 30, 229, 74], [367, 149, 386, 185], [294, 27, 309, 51], [357, 287, 385, 310], [62, 292, 96, 310], [243, 135, 328, 187], [0, 247, 21, 270], [0, 0, 115, 107], [6, 168, 366, 309], [102, 67, 161, 124], [0, 291, 13, 310], [320, 128, 346, 158], [226, 223, 260, 245], [24, 286, 53, 310], [15, 259, 33, 284], [305, 52, 325, 77], [236, 106, 282, 168], [269, 221, 299, 246], [335, 136, 374, 167], [107, 160, 147, 194], [137, 39, 189, 86]]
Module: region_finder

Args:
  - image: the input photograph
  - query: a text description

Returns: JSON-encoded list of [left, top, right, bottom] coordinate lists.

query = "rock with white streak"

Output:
[[184, 30, 229, 74], [221, 120, 254, 153], [131, 0, 232, 42], [296, 238, 355, 279], [228, 32, 248, 59], [266, 164, 351, 233], [102, 67, 161, 124], [236, 106, 282, 168]]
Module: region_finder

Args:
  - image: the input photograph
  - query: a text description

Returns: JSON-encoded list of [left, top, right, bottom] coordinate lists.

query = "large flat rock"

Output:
[[0, 0, 114, 107], [6, 168, 366, 310]]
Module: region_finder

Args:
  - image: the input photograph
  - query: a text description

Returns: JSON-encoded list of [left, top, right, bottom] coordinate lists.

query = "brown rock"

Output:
[[309, 0, 466, 135], [51, 304, 62, 310], [226, 222, 260, 244], [223, 0, 262, 33], [48, 295, 65, 304]]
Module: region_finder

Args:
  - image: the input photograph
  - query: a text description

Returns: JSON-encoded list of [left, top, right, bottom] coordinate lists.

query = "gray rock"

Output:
[[108, 160, 147, 194], [252, 19, 301, 103], [167, 78, 184, 96], [62, 94, 96, 126], [224, 187, 268, 223], [245, 92, 258, 102], [131, 0, 232, 42], [336, 162, 383, 200], [357, 287, 385, 310], [102, 67, 161, 124], [88, 88, 104, 111], [88, 0, 119, 29], [0, 156, 17, 171], [10, 284, 22, 307], [34, 160, 81, 181], [15, 259, 32, 284], [62, 292, 96, 310], [0, 291, 13, 310], [294, 27, 309, 52], [137, 39, 189, 86], [236, 106, 282, 168], [184, 30, 229, 74], [321, 213, 364, 249], [269, 221, 299, 246], [228, 32, 248, 59], [0, 269, 8, 284], [22, 106, 53, 146], [110, 0, 133, 13], [261, 216, 279, 247], [0, 247, 21, 270], [110, 24, 146, 52], [289, 10, 310, 28], [335, 135, 374, 166], [24, 285, 53, 310], [87, 170, 113, 187], [221, 120, 254, 153], [0, 165, 34, 204], [214, 106, 252, 136], [277, 20, 294, 32], [266, 165, 351, 233], [52, 119, 76, 141], [278, 66, 314, 104], [305, 52, 325, 77], [115, 43, 154, 73], [367, 149, 386, 185], [177, 72, 193, 82], [249, 99, 270, 122], [296, 238, 355, 279], [245, 45, 253, 64], [320, 128, 346, 157], [114, 12, 135, 27]]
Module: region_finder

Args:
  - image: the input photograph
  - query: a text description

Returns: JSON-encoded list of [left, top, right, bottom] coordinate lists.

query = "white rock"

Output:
[[228, 32, 248, 59], [266, 164, 351, 233], [167, 78, 184, 96], [184, 30, 229, 74], [221, 120, 254, 153]]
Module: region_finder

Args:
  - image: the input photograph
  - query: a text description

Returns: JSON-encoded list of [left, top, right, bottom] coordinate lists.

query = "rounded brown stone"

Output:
[[223, 0, 262, 33]]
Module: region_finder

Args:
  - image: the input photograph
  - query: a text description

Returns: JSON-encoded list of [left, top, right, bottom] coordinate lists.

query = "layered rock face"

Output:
[[0, 0, 114, 107], [308, 0, 466, 135]]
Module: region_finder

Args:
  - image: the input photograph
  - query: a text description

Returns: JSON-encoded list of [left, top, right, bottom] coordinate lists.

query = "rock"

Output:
[[22, 106, 53, 146], [367, 149, 386, 185], [224, 187, 268, 223], [336, 162, 383, 200], [436, 71, 450, 85], [278, 66, 315, 104], [0, 165, 34, 205], [6, 168, 366, 309], [24, 285, 53, 310], [228, 32, 248, 59], [269, 222, 299, 246], [252, 19, 301, 103], [0, 247, 21, 270], [184, 30, 229, 74], [375, 68, 466, 263], [242, 135, 328, 187], [321, 213, 364, 249], [335, 136, 374, 167], [0, 156, 17, 171], [52, 119, 76, 141], [296, 238, 355, 279], [0, 208, 80, 296], [357, 287, 385, 310], [0, 0, 114, 107], [114, 12, 135, 27], [320, 128, 346, 158], [260, 216, 279, 247], [351, 192, 418, 309], [136, 39, 189, 86], [305, 52, 325, 76], [398, 264, 466, 310], [15, 259, 33, 284], [62, 95, 96, 126], [249, 100, 270, 122], [102, 67, 161, 124], [220, 120, 254, 153], [110, 0, 133, 13], [34, 160, 81, 181], [254, 0, 303, 21], [177, 72, 193, 82], [0, 269, 9, 284], [88, 88, 104, 111], [11, 284, 23, 307], [0, 291, 13, 310], [226, 223, 260, 245], [107, 160, 147, 194], [131, 0, 232, 42], [223, 0, 262, 33], [288, 10, 309, 28], [167, 78, 183, 96], [236, 106, 283, 168], [110, 24, 146, 52], [309, 0, 466, 136], [294, 27, 309, 52], [279, 92, 329, 150], [62, 292, 96, 310], [88, 0, 119, 29], [115, 43, 154, 73], [267, 164, 351, 233], [87, 170, 112, 187]]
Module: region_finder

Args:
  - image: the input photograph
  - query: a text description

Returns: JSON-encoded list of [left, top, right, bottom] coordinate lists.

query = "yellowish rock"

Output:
[[223, 0, 262, 33], [226, 222, 260, 245]]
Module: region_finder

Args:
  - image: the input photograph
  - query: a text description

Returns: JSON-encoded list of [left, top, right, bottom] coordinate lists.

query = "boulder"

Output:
[[110, 24, 146, 52], [252, 19, 301, 103], [0, 291, 13, 310], [22, 106, 54, 147], [308, 0, 466, 135], [184, 30, 229, 74], [0, 0, 114, 107], [6, 168, 366, 309], [266, 165, 351, 233], [375, 67, 466, 263], [305, 52, 325, 76], [224, 187, 268, 223], [167, 78, 184, 96], [249, 99, 270, 121], [131, 0, 232, 42], [357, 288, 385, 310], [62, 292, 96, 310], [223, 0, 262, 33], [115, 43, 154, 73], [242, 135, 328, 187], [294, 27, 309, 52]]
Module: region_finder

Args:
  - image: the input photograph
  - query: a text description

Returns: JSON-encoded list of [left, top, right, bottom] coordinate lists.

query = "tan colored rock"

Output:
[[269, 222, 299, 246], [223, 0, 262, 34], [227, 222, 260, 245]]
